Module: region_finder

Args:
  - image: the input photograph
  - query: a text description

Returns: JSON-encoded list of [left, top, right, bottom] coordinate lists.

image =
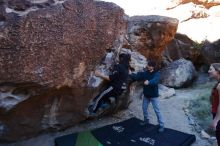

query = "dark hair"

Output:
[[119, 53, 131, 68], [147, 60, 156, 68], [211, 63, 220, 73]]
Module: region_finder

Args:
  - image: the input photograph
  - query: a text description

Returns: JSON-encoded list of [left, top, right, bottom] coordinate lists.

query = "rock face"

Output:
[[0, 0, 183, 142], [0, 0, 126, 141], [201, 39, 220, 64], [162, 33, 205, 68], [158, 84, 175, 99], [160, 59, 197, 88], [127, 15, 179, 66]]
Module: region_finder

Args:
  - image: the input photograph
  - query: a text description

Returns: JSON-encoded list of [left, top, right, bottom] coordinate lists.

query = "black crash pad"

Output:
[[55, 117, 196, 146]]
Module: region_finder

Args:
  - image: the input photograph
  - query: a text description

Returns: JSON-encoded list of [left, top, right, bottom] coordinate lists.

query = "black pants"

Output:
[[92, 86, 123, 112], [213, 113, 220, 146]]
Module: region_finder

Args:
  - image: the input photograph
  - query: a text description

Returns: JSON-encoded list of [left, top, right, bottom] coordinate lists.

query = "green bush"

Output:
[[188, 82, 215, 131]]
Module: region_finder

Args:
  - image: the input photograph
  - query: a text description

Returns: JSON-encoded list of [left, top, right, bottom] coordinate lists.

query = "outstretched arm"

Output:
[[129, 72, 145, 81], [147, 72, 160, 85]]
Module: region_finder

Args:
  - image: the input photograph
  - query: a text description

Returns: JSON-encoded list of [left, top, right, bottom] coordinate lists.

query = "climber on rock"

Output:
[[88, 53, 131, 116]]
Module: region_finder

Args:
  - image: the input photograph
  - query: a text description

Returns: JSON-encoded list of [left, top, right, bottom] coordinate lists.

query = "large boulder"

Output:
[[126, 15, 179, 66], [160, 59, 197, 88], [159, 84, 175, 99], [201, 39, 220, 64], [0, 0, 126, 141], [162, 33, 205, 68]]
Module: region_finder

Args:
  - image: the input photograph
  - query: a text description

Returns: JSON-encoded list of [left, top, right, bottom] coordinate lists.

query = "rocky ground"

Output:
[[0, 73, 217, 146]]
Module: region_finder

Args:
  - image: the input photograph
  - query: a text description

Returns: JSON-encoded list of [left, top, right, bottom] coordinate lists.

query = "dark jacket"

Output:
[[130, 70, 160, 98], [109, 64, 129, 90]]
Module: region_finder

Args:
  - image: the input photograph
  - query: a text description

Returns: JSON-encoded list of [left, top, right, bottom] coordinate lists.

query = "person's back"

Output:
[[108, 63, 129, 90], [88, 53, 131, 115]]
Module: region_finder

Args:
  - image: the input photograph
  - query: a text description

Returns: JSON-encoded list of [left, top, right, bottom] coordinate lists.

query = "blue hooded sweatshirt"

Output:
[[130, 70, 160, 98]]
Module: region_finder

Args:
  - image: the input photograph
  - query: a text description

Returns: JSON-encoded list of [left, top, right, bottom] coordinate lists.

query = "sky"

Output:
[[101, 0, 170, 16], [100, 0, 220, 42]]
